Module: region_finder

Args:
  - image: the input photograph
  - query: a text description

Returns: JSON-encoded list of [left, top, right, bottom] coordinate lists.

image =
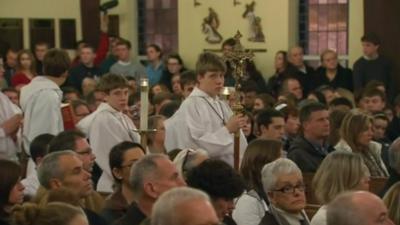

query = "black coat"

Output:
[[287, 136, 333, 173], [311, 65, 353, 91]]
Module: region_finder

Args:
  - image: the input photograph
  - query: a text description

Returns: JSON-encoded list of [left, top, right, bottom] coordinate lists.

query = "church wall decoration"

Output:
[[202, 7, 223, 44], [242, 1, 265, 42]]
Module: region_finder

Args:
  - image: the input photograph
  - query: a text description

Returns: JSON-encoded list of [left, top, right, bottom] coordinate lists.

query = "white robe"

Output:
[[164, 87, 247, 166], [77, 102, 140, 193], [20, 76, 64, 153], [20, 76, 64, 176], [0, 92, 21, 161]]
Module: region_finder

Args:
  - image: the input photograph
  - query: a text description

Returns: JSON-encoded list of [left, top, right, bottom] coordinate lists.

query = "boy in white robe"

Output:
[[164, 52, 248, 166], [20, 49, 70, 175], [77, 74, 140, 193]]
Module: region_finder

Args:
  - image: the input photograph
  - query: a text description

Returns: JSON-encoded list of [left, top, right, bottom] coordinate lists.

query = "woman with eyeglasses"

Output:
[[259, 158, 309, 225], [100, 141, 145, 224], [311, 151, 370, 225], [232, 139, 282, 225]]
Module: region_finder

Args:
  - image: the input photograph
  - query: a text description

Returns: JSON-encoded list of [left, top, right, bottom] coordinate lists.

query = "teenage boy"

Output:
[[165, 52, 247, 166], [77, 73, 140, 193], [359, 88, 386, 114], [20, 48, 70, 175], [110, 39, 145, 81], [353, 33, 392, 99]]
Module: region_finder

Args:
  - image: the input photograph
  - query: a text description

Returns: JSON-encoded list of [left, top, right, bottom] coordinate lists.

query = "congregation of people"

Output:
[[0, 15, 399, 225]]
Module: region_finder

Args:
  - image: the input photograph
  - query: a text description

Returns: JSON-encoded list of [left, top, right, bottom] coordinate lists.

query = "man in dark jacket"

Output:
[[114, 154, 186, 225], [288, 102, 333, 173]]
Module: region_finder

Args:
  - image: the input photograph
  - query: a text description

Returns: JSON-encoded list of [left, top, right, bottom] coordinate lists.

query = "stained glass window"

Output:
[[299, 0, 349, 56], [138, 0, 178, 55]]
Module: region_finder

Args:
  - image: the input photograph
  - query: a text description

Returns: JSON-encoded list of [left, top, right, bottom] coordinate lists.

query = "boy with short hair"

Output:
[[20, 48, 70, 175], [78, 73, 140, 193], [353, 33, 392, 99], [359, 88, 386, 114], [110, 39, 145, 81], [179, 70, 196, 99], [21, 49, 70, 156], [165, 52, 247, 166]]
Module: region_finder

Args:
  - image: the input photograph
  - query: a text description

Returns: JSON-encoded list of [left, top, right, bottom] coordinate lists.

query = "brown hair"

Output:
[[340, 110, 373, 152], [12, 202, 85, 225], [16, 49, 37, 75], [97, 73, 129, 94], [240, 139, 282, 193], [43, 49, 71, 77], [0, 159, 22, 215], [195, 52, 226, 76]]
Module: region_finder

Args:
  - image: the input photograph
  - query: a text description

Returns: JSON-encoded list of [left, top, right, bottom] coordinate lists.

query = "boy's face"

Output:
[[197, 71, 224, 98], [182, 82, 195, 98], [117, 45, 130, 61], [106, 87, 129, 111], [363, 96, 385, 113], [373, 118, 388, 140], [362, 42, 379, 57]]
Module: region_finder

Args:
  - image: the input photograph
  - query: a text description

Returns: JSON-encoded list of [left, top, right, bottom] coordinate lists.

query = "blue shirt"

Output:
[[146, 62, 164, 86]]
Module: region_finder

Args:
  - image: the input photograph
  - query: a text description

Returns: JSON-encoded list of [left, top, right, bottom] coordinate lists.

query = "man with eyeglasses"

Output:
[[46, 130, 104, 214], [259, 158, 310, 225]]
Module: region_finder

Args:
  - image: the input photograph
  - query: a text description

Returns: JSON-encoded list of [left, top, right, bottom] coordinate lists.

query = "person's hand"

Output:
[[1, 114, 23, 136], [225, 114, 247, 133], [100, 13, 109, 33]]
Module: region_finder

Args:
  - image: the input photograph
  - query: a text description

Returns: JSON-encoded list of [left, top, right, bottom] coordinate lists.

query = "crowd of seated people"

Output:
[[1, 27, 399, 225]]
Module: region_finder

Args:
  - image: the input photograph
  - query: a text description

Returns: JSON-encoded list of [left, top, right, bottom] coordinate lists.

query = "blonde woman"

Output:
[[335, 110, 389, 177], [311, 151, 370, 225], [383, 182, 400, 225]]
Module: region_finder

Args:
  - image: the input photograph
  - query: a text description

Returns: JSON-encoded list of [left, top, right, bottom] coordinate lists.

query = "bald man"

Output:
[[327, 191, 394, 225], [288, 46, 315, 95]]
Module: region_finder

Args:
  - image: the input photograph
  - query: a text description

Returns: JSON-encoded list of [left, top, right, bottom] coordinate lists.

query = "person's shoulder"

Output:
[[259, 211, 278, 225], [353, 57, 366, 67]]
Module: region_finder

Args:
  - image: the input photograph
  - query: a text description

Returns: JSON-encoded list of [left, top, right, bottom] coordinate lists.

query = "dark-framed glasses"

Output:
[[273, 183, 306, 194]]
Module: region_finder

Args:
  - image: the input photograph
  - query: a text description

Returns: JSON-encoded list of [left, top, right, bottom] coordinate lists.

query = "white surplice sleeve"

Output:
[[184, 99, 234, 158], [89, 111, 140, 192]]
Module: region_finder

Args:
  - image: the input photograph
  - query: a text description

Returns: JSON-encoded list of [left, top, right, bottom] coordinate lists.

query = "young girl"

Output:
[[11, 50, 37, 90]]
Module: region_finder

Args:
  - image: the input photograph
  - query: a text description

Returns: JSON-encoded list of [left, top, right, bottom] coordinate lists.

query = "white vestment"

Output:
[[77, 102, 140, 193], [20, 76, 64, 176], [0, 92, 21, 161], [164, 87, 247, 166]]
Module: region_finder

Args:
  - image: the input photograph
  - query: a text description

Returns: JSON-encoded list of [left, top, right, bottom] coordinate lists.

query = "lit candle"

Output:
[[140, 78, 149, 130], [222, 87, 230, 96]]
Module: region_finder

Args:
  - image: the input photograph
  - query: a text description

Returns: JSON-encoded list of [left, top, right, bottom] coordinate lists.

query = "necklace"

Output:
[[201, 97, 225, 125]]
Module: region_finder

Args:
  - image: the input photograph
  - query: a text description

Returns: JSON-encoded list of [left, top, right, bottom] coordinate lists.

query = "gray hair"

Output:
[[261, 158, 302, 192], [151, 187, 210, 225], [327, 191, 367, 225], [129, 154, 168, 198], [37, 150, 76, 189], [389, 138, 400, 172]]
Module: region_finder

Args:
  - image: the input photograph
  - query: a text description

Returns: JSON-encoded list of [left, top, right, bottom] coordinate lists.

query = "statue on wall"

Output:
[[194, 0, 201, 7], [242, 1, 265, 42], [202, 8, 223, 44]]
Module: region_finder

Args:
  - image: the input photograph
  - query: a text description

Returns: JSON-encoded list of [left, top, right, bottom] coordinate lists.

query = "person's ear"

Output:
[[143, 181, 159, 199], [49, 178, 62, 189], [112, 167, 123, 180]]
